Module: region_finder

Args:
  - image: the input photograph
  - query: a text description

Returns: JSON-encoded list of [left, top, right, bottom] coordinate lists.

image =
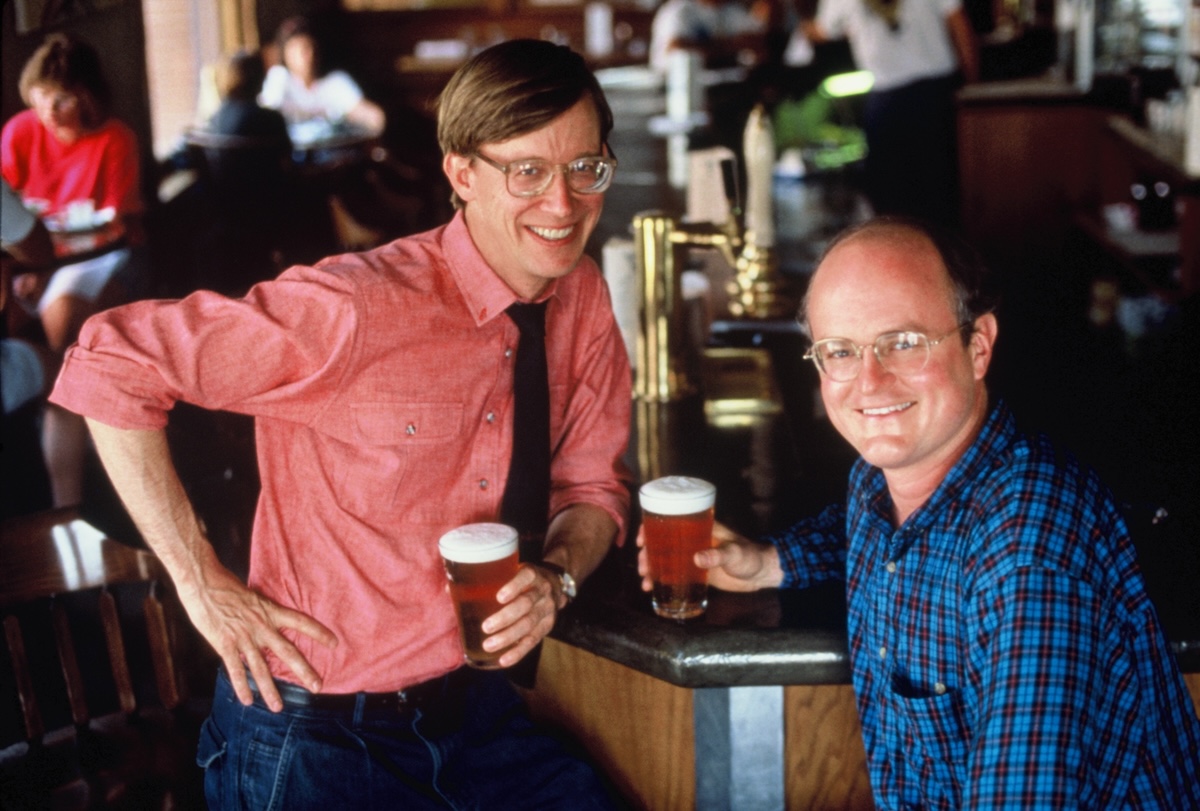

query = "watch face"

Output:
[[540, 562, 576, 600], [561, 573, 577, 599]]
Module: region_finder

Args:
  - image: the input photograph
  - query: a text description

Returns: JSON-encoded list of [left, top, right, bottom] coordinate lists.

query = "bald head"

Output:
[[798, 217, 998, 343]]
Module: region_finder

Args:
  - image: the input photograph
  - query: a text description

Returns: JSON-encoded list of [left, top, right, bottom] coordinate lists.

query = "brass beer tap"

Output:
[[632, 205, 741, 404], [728, 104, 792, 321]]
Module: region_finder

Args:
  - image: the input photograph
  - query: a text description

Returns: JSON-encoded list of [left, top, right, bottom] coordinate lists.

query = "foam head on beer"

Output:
[[438, 522, 519, 563], [638, 476, 716, 515], [438, 523, 519, 668]]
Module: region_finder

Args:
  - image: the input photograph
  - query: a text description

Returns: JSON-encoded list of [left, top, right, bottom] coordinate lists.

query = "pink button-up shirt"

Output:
[[51, 212, 632, 692]]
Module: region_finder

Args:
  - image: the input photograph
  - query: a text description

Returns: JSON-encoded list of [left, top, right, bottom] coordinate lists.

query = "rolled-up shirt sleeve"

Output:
[[50, 266, 358, 429]]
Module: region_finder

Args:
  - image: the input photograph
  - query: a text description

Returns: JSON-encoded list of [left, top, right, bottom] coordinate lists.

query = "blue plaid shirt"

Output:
[[769, 401, 1200, 809]]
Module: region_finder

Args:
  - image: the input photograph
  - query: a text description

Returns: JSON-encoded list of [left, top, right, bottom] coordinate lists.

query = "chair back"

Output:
[[1, 509, 203, 808]]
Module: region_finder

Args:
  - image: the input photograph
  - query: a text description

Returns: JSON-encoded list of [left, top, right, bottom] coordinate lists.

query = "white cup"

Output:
[[66, 199, 95, 229]]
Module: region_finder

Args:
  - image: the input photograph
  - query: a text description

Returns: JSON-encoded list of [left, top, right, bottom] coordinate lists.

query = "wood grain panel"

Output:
[[1185, 672, 1200, 719], [525, 639, 879, 810], [522, 639, 695, 811], [958, 102, 1107, 260], [784, 684, 874, 811]]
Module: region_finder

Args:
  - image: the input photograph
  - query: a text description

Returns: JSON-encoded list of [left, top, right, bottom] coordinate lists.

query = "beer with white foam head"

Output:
[[439, 523, 519, 668], [639, 476, 716, 620]]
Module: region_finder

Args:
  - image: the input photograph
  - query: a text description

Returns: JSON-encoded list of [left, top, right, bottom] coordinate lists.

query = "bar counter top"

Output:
[[556, 559, 854, 689]]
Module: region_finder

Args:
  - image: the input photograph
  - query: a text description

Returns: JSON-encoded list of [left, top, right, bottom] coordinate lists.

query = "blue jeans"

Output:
[[197, 668, 618, 810]]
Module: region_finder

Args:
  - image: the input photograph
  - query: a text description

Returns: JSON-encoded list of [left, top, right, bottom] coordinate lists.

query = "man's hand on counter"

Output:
[[636, 520, 785, 594]]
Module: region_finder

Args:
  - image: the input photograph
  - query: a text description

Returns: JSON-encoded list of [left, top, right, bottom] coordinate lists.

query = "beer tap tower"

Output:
[[729, 105, 792, 321], [632, 104, 793, 405], [632, 104, 794, 481]]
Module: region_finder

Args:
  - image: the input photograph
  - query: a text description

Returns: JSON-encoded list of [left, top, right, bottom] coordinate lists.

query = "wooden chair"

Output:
[[1, 509, 208, 809]]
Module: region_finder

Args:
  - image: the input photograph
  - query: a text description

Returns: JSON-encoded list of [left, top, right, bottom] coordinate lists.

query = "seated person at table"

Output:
[[51, 39, 630, 808], [642, 218, 1200, 807], [2, 32, 145, 509], [197, 50, 294, 293], [260, 16, 385, 139], [649, 0, 771, 73]]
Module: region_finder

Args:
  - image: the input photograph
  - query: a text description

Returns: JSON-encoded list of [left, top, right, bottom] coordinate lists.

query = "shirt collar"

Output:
[[441, 210, 561, 327]]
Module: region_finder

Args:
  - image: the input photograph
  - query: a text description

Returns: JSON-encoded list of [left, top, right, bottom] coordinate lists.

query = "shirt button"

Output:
[[885, 561, 897, 573], [486, 411, 496, 424], [479, 479, 488, 490], [878, 646, 887, 659], [405, 423, 416, 436], [504, 348, 513, 359], [934, 682, 947, 695]]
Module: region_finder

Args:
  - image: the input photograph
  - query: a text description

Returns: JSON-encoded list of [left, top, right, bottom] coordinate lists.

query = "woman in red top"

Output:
[[1, 32, 144, 508]]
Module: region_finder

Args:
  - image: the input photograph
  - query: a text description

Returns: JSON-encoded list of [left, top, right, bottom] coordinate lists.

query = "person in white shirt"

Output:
[[802, 0, 978, 226], [260, 16, 385, 136], [649, 0, 772, 73]]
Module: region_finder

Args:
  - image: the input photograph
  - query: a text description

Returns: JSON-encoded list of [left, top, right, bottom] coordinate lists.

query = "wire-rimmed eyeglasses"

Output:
[[472, 150, 617, 197], [803, 324, 972, 381]]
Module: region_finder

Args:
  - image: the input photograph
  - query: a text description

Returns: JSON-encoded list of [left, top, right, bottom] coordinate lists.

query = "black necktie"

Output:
[[500, 301, 551, 557]]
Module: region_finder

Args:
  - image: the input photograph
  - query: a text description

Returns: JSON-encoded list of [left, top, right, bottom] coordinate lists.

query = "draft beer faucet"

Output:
[[633, 149, 792, 404], [632, 188, 741, 403]]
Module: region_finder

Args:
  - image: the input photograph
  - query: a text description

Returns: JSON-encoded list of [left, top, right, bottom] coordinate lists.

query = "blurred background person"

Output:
[[801, 0, 979, 227], [650, 0, 773, 73], [209, 51, 292, 156], [258, 16, 403, 259], [1, 32, 145, 508], [2, 177, 56, 519], [195, 50, 294, 294], [260, 16, 385, 137]]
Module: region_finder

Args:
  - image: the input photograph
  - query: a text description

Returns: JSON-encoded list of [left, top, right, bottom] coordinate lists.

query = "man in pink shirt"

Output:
[[51, 40, 630, 809]]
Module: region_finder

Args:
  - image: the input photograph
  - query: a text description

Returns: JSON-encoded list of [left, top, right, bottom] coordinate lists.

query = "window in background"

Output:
[[142, 0, 222, 158]]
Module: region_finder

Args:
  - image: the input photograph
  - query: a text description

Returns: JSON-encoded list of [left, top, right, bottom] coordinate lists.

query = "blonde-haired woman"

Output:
[[2, 32, 145, 507]]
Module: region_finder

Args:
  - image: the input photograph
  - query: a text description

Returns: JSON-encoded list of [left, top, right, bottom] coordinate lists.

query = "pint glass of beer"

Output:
[[639, 476, 716, 620], [438, 523, 519, 669]]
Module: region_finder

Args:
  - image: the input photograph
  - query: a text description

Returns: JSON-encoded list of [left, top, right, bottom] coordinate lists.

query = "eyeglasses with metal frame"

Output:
[[471, 149, 618, 198], [803, 324, 972, 381]]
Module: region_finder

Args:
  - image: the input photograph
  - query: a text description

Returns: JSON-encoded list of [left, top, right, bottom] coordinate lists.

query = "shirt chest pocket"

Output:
[[352, 401, 463, 445], [319, 401, 462, 516], [890, 684, 971, 803]]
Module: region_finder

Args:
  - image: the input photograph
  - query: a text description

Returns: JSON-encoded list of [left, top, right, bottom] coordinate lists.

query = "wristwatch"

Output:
[[536, 561, 577, 605]]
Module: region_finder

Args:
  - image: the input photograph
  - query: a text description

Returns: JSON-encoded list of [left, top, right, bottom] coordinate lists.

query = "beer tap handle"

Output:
[[718, 155, 744, 261], [720, 156, 741, 217]]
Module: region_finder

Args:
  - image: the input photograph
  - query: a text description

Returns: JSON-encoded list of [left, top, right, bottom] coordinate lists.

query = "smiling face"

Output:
[[807, 226, 997, 496], [443, 98, 605, 301]]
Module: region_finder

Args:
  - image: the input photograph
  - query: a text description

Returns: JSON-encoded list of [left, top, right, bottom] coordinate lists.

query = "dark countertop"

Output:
[[556, 546, 853, 689], [956, 74, 1088, 107]]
